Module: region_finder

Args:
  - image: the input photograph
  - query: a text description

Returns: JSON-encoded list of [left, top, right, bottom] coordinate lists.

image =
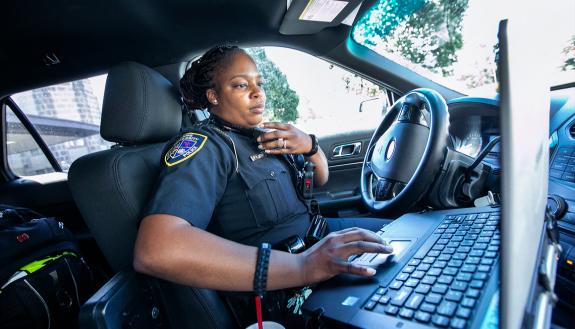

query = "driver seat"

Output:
[[68, 62, 235, 328]]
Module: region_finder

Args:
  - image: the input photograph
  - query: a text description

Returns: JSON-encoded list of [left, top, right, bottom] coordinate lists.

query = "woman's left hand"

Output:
[[256, 122, 313, 155]]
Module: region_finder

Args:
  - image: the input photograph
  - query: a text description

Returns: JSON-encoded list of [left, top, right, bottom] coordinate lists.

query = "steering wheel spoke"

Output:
[[373, 178, 396, 201], [395, 182, 406, 196], [363, 161, 374, 177]]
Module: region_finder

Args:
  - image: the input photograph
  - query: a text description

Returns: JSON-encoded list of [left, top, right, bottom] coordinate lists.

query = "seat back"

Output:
[[69, 62, 235, 328], [69, 62, 180, 270]]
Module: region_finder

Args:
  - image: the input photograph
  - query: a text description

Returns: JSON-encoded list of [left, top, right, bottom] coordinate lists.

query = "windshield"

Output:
[[352, 0, 575, 94]]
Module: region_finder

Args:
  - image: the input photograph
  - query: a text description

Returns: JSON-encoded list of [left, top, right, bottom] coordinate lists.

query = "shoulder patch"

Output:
[[164, 133, 208, 167]]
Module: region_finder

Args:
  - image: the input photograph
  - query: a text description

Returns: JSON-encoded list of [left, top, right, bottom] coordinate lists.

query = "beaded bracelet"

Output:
[[302, 134, 319, 157], [253, 243, 271, 297]]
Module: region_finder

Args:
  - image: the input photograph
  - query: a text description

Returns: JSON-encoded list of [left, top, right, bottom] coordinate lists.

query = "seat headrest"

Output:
[[101, 62, 182, 144]]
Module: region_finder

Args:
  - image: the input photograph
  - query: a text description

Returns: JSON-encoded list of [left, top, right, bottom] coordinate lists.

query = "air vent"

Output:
[[570, 123, 575, 138]]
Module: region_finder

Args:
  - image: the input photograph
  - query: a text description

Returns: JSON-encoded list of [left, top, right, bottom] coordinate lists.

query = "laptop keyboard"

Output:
[[363, 211, 500, 328]]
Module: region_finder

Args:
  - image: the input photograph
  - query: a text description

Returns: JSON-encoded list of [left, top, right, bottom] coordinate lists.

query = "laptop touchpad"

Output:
[[351, 239, 414, 268]]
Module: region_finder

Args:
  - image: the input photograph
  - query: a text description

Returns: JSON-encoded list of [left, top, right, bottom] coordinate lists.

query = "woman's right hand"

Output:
[[298, 227, 393, 285]]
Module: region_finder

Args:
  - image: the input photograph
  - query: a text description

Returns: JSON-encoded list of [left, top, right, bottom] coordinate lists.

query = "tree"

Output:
[[354, 0, 469, 76], [560, 35, 575, 71], [386, 0, 468, 76], [247, 48, 299, 123]]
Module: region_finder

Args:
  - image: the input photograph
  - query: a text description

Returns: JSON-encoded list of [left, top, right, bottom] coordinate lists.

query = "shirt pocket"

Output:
[[240, 167, 290, 228]]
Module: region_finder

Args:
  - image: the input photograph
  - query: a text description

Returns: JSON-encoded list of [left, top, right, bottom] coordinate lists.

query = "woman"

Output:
[[133, 45, 392, 327]]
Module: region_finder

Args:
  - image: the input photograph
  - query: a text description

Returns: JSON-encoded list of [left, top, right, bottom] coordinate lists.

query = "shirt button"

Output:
[[270, 170, 275, 177]]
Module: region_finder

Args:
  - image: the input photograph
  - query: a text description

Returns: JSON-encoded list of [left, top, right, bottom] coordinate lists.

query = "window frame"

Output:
[[3, 97, 62, 178]]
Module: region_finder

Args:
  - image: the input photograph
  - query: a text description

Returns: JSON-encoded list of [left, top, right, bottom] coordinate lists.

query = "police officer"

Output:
[[133, 45, 393, 327]]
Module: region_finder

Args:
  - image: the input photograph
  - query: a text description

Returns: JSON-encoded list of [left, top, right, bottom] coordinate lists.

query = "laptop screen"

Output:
[[498, 16, 550, 328]]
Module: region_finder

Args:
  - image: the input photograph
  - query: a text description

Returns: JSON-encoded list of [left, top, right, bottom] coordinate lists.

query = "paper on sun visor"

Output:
[[341, 4, 360, 26], [299, 0, 349, 22]]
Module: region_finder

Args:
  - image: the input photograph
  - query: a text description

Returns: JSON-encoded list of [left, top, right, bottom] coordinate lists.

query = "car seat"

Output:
[[69, 62, 235, 329]]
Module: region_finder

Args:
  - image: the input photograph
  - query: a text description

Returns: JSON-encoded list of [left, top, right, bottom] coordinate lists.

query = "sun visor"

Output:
[[280, 0, 364, 35]]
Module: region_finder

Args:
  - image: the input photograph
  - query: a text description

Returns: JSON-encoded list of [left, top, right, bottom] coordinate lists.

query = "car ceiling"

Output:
[[1, 0, 462, 99]]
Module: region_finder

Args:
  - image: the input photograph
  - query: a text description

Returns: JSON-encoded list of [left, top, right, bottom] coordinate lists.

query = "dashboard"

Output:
[[548, 86, 575, 227], [447, 97, 500, 170], [548, 85, 575, 325], [446, 86, 575, 324], [446, 88, 575, 217], [550, 86, 575, 187]]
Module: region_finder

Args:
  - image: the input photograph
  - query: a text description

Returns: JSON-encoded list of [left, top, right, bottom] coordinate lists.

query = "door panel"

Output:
[[0, 175, 114, 278], [315, 129, 375, 217], [0, 175, 84, 231]]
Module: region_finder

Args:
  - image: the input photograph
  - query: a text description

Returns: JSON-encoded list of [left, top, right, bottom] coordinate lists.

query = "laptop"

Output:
[[302, 17, 550, 329]]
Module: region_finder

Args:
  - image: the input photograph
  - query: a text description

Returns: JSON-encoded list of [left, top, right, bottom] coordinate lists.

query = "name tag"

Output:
[[250, 152, 265, 162]]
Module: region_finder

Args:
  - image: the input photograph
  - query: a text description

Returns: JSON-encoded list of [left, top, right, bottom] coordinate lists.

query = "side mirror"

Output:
[[359, 96, 388, 116]]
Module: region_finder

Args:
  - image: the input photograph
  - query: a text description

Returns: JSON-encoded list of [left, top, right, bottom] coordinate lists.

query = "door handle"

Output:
[[332, 142, 362, 158]]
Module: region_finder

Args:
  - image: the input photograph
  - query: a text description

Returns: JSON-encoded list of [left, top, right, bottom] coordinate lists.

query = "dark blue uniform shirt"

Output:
[[144, 120, 310, 247]]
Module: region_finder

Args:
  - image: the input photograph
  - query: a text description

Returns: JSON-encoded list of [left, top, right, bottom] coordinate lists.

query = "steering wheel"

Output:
[[360, 88, 450, 216]]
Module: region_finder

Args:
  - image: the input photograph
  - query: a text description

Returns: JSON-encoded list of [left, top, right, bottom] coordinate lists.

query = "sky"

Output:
[[456, 0, 575, 85]]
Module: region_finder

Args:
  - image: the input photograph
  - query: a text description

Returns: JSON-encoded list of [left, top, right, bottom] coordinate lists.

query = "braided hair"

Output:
[[180, 44, 247, 110]]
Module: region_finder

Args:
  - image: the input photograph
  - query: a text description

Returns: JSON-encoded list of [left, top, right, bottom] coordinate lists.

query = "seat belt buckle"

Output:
[[305, 212, 327, 247]]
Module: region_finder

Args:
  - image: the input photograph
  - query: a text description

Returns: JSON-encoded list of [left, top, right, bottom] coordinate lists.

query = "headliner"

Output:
[[1, 0, 461, 99], [1, 0, 355, 95]]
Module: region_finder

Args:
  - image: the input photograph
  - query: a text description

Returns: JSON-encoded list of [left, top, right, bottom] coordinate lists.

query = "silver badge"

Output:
[[250, 152, 265, 161]]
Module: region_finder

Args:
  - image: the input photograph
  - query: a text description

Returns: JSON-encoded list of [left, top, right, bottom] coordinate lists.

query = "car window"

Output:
[[247, 47, 399, 136], [6, 104, 55, 176], [10, 75, 112, 173], [352, 0, 575, 95]]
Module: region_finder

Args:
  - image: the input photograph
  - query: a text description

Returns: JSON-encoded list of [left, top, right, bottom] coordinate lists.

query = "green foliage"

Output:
[[560, 35, 575, 71], [388, 0, 469, 76], [247, 48, 299, 123], [354, 0, 469, 76], [353, 0, 427, 47]]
